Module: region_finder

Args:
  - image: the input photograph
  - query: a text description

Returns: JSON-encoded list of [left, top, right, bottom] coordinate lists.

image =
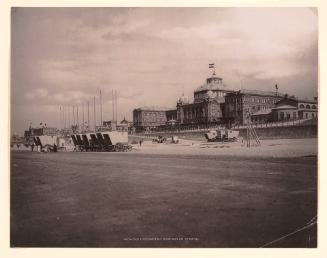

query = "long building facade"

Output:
[[224, 90, 284, 125], [133, 74, 318, 130], [133, 107, 169, 131]]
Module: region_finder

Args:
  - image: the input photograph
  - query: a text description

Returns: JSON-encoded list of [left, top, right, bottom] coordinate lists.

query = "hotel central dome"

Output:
[[194, 76, 223, 93]]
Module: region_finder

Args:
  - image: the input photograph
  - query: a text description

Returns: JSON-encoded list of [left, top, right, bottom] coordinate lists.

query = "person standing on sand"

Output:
[[139, 140, 142, 147]]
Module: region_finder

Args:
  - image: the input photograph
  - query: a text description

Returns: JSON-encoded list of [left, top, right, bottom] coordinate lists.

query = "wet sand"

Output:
[[10, 142, 317, 247]]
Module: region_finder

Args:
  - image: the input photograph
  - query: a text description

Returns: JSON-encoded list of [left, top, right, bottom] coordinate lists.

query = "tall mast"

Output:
[[59, 106, 61, 130], [112, 89, 115, 122], [82, 102, 85, 132], [73, 105, 75, 126], [87, 101, 90, 132], [93, 96, 96, 132], [63, 106, 66, 129], [115, 90, 118, 123], [68, 105, 70, 129], [100, 89, 103, 128], [77, 104, 79, 132]]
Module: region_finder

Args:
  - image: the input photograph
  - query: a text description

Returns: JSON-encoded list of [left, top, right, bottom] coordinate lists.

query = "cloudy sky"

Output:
[[11, 7, 318, 134]]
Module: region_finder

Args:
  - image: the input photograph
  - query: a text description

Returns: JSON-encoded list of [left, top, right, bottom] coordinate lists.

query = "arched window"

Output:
[[306, 104, 311, 109], [299, 104, 305, 108], [312, 105, 317, 109]]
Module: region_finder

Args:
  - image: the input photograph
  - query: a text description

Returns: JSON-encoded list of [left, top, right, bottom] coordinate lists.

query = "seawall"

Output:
[[129, 125, 317, 142]]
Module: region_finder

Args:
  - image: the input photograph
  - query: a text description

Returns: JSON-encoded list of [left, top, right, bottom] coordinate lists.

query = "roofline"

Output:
[[276, 97, 317, 104], [194, 89, 234, 93], [251, 112, 272, 116], [297, 99, 318, 104], [272, 106, 298, 110], [227, 91, 284, 98], [133, 107, 173, 112]]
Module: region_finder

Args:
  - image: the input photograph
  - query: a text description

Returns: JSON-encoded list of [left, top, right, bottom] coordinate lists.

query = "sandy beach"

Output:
[[129, 138, 318, 158]]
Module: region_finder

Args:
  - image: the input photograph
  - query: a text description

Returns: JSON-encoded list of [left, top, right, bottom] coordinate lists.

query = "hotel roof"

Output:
[[237, 89, 284, 97], [272, 105, 298, 110]]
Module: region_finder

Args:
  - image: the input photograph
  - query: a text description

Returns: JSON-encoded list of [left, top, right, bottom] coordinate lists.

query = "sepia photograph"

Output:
[[10, 7, 318, 248]]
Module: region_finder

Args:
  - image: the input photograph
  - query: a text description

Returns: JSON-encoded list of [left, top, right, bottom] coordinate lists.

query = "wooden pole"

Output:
[[94, 96, 96, 132], [115, 90, 118, 123], [73, 105, 75, 125], [76, 105, 79, 132], [59, 106, 61, 130], [68, 105, 70, 129], [82, 102, 85, 132], [88, 101, 90, 131], [100, 89, 102, 127], [112, 89, 115, 122]]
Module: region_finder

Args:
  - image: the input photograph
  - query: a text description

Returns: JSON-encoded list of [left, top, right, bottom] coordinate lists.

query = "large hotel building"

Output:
[[133, 74, 317, 131]]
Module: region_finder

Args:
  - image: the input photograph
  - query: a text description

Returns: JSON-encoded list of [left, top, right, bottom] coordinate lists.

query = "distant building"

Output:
[[224, 90, 283, 125], [116, 117, 133, 132], [271, 96, 318, 121], [133, 107, 170, 131], [102, 120, 117, 131], [120, 117, 133, 127], [251, 108, 273, 123], [24, 126, 58, 139], [166, 109, 177, 122], [177, 76, 234, 124], [132, 70, 317, 128]]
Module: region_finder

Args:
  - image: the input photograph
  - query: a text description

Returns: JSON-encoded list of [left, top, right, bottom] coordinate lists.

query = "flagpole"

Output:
[[82, 102, 85, 132], [112, 89, 115, 122], [88, 101, 90, 132], [73, 105, 75, 126], [59, 106, 61, 130], [63, 106, 66, 129], [94, 96, 96, 132], [77, 105, 79, 132], [100, 89, 103, 128], [68, 105, 70, 129], [115, 90, 118, 123]]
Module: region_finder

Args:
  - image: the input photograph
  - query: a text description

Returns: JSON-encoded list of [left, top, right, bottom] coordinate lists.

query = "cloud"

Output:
[[101, 19, 151, 40], [155, 8, 317, 80], [25, 88, 48, 100], [11, 8, 318, 134]]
